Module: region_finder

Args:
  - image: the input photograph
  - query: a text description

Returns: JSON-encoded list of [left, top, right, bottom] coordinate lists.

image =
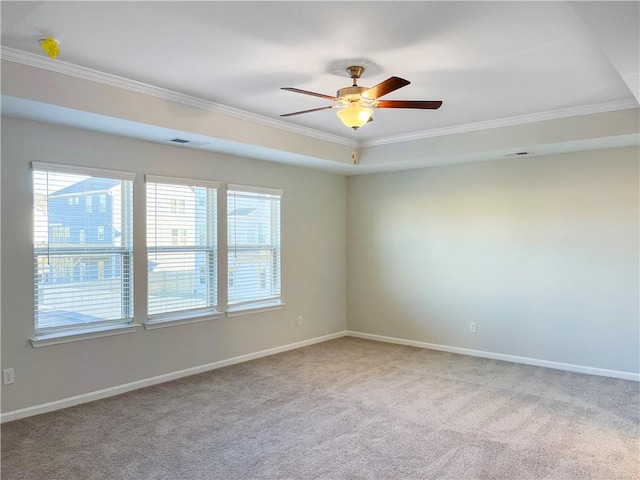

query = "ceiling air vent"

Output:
[[502, 151, 530, 157], [166, 138, 209, 147]]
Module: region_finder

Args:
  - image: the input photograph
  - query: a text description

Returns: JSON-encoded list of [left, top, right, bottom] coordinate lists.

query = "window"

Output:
[[99, 194, 107, 213], [32, 162, 134, 338], [170, 198, 186, 214], [86, 196, 92, 213], [97, 226, 104, 241], [79, 229, 86, 244], [227, 184, 282, 312], [170, 228, 187, 246], [146, 175, 219, 322]]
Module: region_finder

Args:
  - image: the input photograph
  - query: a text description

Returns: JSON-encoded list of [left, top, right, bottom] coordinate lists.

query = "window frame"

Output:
[[144, 175, 221, 328], [226, 184, 284, 316], [31, 162, 136, 346]]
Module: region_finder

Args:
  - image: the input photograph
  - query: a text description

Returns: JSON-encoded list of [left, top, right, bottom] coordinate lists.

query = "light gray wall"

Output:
[[348, 147, 639, 373], [1, 117, 347, 412]]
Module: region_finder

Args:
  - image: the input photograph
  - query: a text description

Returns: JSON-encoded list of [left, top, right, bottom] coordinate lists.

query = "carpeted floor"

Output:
[[1, 337, 639, 479]]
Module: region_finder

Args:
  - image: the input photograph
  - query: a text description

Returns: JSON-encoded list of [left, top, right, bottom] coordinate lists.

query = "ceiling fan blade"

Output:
[[280, 105, 338, 117], [363, 77, 410, 99], [281, 87, 338, 101], [376, 100, 443, 109]]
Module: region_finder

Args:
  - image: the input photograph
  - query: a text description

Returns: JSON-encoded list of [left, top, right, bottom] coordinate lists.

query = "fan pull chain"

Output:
[[352, 128, 359, 165]]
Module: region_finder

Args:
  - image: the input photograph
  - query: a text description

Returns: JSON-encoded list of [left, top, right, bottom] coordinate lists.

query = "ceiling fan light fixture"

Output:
[[337, 102, 373, 129]]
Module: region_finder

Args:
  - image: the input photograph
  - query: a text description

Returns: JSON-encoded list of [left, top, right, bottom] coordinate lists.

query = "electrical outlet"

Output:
[[297, 315, 304, 326], [3, 368, 15, 385], [469, 322, 477, 333]]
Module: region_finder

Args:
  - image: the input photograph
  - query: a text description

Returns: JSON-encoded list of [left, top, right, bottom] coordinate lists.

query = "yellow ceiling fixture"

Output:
[[337, 101, 373, 130], [38, 37, 60, 59]]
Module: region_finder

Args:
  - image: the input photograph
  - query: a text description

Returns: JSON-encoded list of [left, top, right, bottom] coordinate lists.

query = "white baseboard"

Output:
[[1, 331, 348, 423], [347, 331, 640, 381]]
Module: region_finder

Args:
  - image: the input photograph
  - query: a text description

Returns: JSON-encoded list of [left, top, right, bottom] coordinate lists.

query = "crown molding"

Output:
[[2, 47, 637, 150], [0, 47, 352, 147], [360, 99, 639, 147]]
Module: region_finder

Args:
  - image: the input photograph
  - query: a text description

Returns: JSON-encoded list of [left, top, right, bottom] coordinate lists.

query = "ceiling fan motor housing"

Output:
[[346, 65, 365, 79], [337, 85, 369, 101]]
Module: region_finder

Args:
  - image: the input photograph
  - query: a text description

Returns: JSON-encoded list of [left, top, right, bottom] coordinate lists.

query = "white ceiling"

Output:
[[1, 1, 638, 173]]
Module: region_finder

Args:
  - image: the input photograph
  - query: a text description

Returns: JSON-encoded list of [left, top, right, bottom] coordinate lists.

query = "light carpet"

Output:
[[1, 337, 638, 479]]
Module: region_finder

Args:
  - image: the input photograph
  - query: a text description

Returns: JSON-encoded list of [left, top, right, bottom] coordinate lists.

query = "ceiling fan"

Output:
[[281, 66, 442, 129]]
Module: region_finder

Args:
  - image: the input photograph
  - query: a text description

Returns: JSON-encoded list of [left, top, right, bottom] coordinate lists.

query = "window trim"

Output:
[[30, 322, 141, 348], [32, 162, 136, 181], [144, 309, 221, 330], [145, 175, 220, 190], [225, 301, 285, 318], [227, 184, 282, 197]]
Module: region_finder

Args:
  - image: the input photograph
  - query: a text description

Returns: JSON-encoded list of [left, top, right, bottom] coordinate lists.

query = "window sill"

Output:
[[225, 302, 285, 318], [30, 323, 141, 348], [144, 311, 221, 330]]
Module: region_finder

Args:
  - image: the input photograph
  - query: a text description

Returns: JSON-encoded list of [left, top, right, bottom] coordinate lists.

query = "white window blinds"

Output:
[[146, 176, 219, 319], [227, 184, 282, 310], [32, 162, 134, 335]]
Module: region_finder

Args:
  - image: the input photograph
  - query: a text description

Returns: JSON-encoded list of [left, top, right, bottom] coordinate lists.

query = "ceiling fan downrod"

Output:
[[337, 66, 369, 100]]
